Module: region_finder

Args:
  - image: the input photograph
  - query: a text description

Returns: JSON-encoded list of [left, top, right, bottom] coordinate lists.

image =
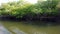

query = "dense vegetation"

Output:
[[0, 0, 60, 22]]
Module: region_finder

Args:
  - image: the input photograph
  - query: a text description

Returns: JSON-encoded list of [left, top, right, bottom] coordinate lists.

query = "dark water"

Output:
[[0, 21, 60, 34]]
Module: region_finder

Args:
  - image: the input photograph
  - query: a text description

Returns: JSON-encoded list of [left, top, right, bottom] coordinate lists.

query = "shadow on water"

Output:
[[0, 15, 60, 27], [19, 21, 60, 27], [0, 16, 60, 27], [12, 21, 60, 27], [0, 20, 60, 27]]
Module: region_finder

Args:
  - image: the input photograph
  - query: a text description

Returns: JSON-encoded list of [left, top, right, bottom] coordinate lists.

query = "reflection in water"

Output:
[[33, 32, 46, 34], [1, 21, 60, 34], [31, 29, 47, 34], [0, 23, 12, 34], [9, 27, 27, 34], [32, 31, 46, 34]]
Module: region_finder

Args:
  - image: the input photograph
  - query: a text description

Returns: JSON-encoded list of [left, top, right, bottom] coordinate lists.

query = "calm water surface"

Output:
[[0, 21, 60, 34]]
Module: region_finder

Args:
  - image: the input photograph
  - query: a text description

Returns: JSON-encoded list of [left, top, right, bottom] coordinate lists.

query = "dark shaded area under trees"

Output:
[[0, 0, 60, 25]]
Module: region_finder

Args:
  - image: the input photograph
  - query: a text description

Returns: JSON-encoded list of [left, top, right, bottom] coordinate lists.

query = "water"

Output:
[[0, 21, 60, 34], [0, 22, 12, 34]]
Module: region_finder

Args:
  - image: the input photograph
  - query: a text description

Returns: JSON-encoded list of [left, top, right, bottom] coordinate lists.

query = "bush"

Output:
[[0, 0, 59, 21]]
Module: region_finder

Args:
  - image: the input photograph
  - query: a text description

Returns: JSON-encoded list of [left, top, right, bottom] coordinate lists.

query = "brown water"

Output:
[[0, 21, 60, 34]]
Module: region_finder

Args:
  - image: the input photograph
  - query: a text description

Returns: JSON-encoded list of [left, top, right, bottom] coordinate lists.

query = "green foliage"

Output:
[[0, 0, 59, 18], [36, 0, 59, 15]]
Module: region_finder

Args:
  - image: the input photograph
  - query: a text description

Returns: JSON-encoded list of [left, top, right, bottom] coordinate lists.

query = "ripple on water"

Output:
[[9, 27, 27, 34]]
